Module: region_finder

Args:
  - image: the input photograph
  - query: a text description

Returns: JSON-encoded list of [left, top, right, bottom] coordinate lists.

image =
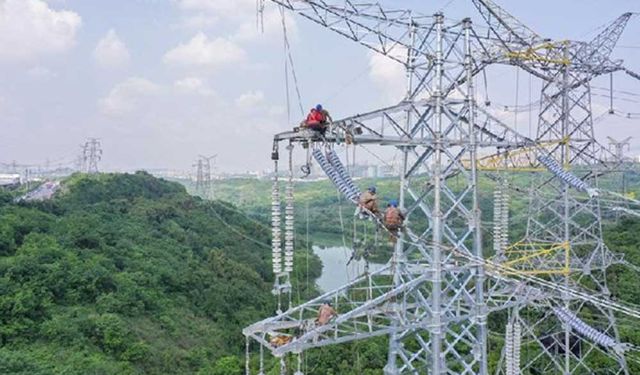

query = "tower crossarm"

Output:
[[276, 98, 533, 150], [269, 0, 436, 66], [470, 0, 541, 48], [572, 13, 634, 73]]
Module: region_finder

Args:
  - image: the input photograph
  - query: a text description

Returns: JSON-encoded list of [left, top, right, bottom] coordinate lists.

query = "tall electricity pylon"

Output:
[[193, 155, 216, 199], [608, 136, 632, 162], [243, 1, 639, 374], [472, 1, 635, 373], [81, 138, 102, 174]]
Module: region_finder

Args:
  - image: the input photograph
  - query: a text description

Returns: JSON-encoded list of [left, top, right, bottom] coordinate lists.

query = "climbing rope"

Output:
[[245, 337, 251, 375], [279, 6, 304, 120]]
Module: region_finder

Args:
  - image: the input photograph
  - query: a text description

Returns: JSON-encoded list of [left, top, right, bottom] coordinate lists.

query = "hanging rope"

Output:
[[295, 352, 303, 375], [514, 67, 520, 133], [245, 337, 251, 375], [280, 357, 287, 375], [256, 0, 265, 33], [280, 6, 305, 120], [259, 343, 265, 375]]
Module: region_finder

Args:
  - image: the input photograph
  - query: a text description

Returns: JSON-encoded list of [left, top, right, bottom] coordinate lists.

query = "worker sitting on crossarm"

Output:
[[357, 186, 380, 219], [302, 104, 332, 135], [316, 300, 337, 326], [384, 200, 405, 243]]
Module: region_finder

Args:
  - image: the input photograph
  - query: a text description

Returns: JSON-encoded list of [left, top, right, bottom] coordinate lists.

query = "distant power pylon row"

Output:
[[193, 154, 217, 199], [79, 138, 102, 174]]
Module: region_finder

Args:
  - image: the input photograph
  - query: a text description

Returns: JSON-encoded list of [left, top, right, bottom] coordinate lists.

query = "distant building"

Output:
[[0, 173, 20, 187]]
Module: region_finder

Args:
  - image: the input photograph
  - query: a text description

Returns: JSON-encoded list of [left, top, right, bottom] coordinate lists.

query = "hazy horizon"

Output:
[[2, 0, 640, 173]]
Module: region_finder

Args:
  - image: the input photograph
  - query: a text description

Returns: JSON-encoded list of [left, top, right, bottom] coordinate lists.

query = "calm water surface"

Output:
[[312, 246, 385, 292]]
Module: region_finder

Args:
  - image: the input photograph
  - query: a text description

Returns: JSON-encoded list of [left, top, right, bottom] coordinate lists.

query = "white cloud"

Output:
[[0, 0, 81, 63], [235, 90, 265, 110], [174, 77, 214, 96], [99, 77, 162, 117], [163, 33, 246, 70], [93, 29, 131, 69], [27, 66, 57, 79], [176, 0, 255, 16], [176, 13, 219, 30], [368, 50, 406, 104]]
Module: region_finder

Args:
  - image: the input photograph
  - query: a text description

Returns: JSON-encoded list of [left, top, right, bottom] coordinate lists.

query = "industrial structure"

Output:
[[193, 154, 217, 200], [81, 138, 102, 174], [243, 1, 640, 374]]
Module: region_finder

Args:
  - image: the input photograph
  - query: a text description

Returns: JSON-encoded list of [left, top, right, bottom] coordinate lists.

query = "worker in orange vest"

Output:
[[384, 200, 405, 243], [302, 104, 332, 134], [357, 186, 380, 219], [316, 300, 337, 326]]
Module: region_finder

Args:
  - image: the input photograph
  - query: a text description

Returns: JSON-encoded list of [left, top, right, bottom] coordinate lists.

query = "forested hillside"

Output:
[[0, 172, 318, 375], [2, 172, 640, 374]]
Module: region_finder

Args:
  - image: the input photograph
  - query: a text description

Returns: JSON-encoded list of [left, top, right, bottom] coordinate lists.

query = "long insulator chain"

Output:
[[312, 148, 358, 203], [284, 144, 295, 274], [505, 319, 521, 375], [505, 321, 514, 375], [500, 179, 509, 254], [493, 178, 509, 256], [294, 352, 304, 375], [272, 160, 283, 275], [493, 187, 503, 255], [553, 307, 620, 349], [513, 321, 521, 373], [537, 154, 598, 197], [326, 149, 361, 200]]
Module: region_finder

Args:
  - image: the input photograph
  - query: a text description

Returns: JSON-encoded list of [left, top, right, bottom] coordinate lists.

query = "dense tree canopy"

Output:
[[0, 172, 306, 374]]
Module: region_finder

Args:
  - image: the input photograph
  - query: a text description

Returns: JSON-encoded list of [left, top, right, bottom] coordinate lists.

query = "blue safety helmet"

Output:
[[368, 186, 376, 193], [315, 104, 323, 111], [389, 200, 398, 208]]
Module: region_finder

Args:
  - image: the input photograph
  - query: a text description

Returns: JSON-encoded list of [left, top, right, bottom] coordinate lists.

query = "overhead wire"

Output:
[[279, 6, 305, 120]]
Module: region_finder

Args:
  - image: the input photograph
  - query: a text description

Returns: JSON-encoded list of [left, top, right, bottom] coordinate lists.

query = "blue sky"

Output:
[[1, 0, 639, 172]]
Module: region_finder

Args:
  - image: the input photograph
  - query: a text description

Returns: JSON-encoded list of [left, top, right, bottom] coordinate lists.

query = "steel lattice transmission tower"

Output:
[[245, 2, 536, 374], [81, 138, 102, 174], [608, 136, 632, 162], [242, 1, 639, 374], [193, 155, 216, 199], [471, 1, 635, 373]]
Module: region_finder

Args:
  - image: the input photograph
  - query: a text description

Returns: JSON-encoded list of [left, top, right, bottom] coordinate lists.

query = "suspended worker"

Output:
[[384, 200, 405, 243], [357, 186, 380, 218], [302, 104, 332, 135], [316, 300, 337, 326]]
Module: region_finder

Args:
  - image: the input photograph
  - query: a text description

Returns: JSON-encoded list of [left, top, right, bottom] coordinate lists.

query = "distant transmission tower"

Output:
[[81, 138, 102, 174], [193, 155, 216, 199], [608, 136, 632, 162]]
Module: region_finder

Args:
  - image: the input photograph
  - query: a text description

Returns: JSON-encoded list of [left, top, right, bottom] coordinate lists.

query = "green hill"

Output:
[[0, 172, 317, 375]]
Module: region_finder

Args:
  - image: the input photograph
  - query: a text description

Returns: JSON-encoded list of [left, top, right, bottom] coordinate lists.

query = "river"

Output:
[[312, 246, 385, 293]]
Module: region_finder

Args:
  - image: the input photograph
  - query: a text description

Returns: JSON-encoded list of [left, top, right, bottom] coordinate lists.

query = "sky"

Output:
[[1, 0, 640, 173]]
